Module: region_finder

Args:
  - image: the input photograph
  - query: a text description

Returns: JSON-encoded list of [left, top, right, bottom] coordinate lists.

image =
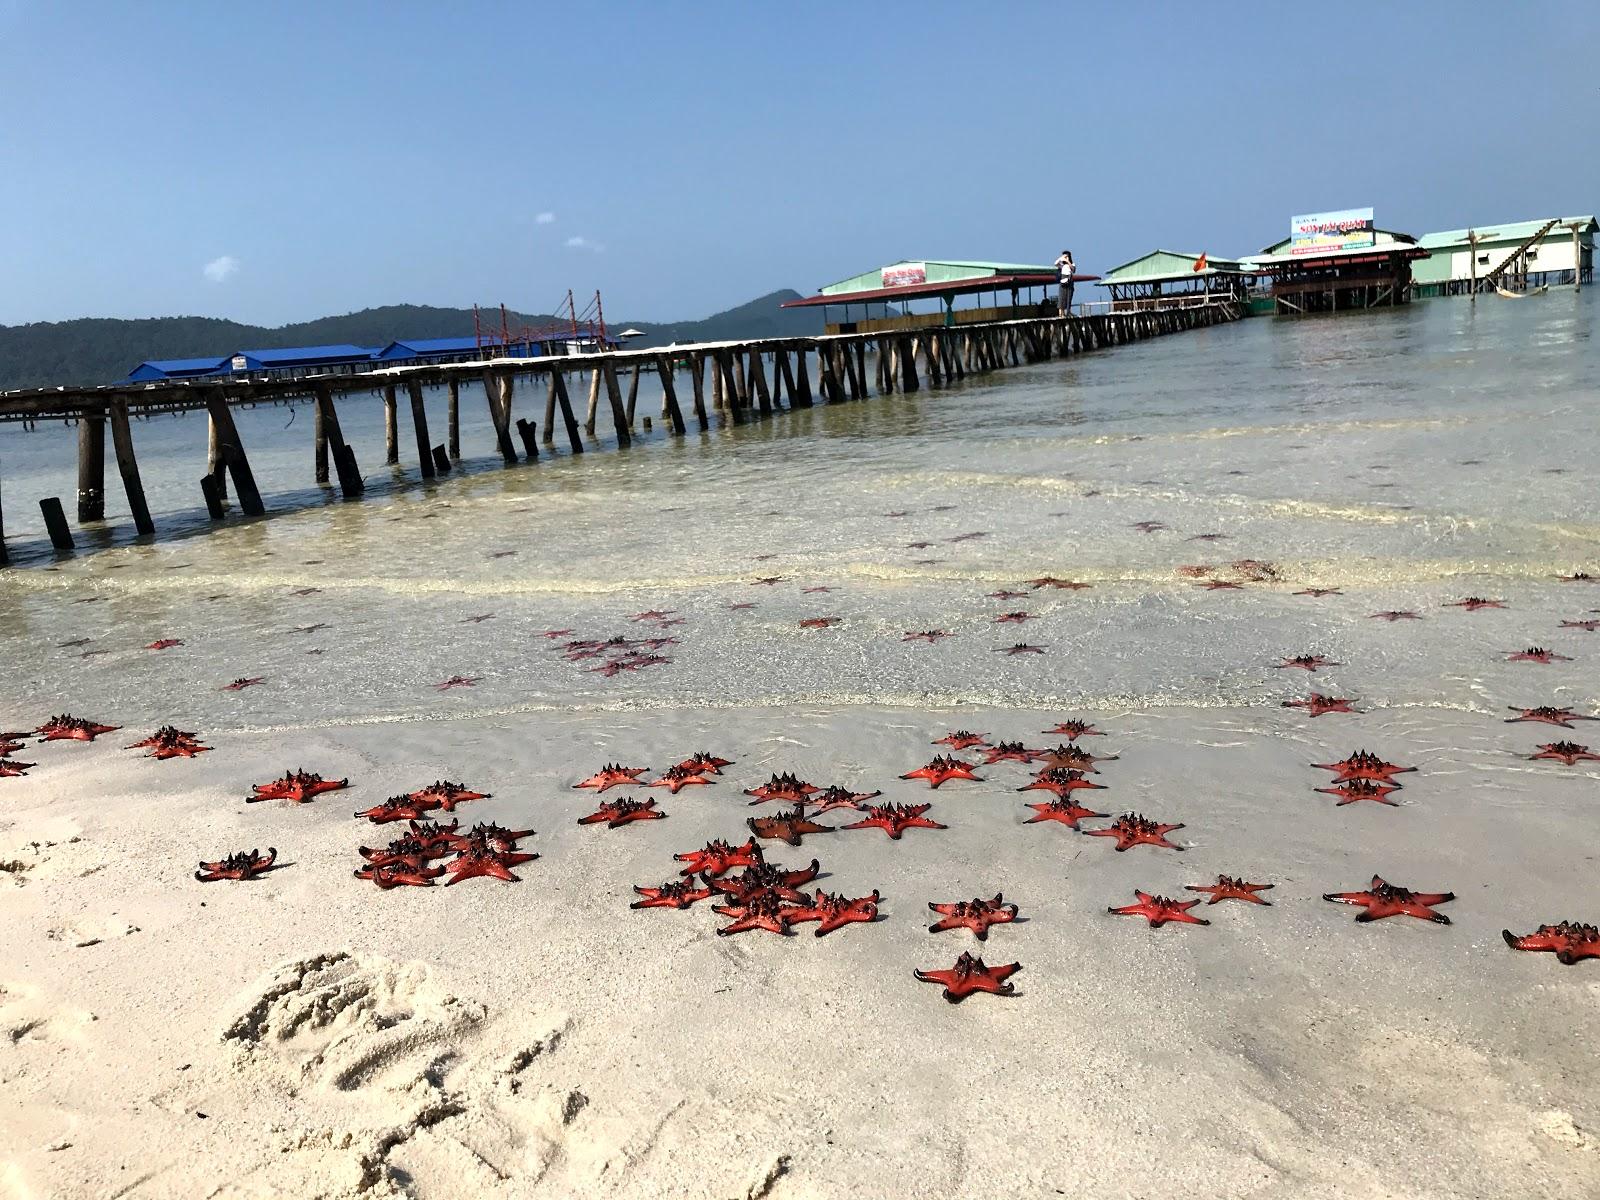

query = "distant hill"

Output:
[[0, 290, 822, 391]]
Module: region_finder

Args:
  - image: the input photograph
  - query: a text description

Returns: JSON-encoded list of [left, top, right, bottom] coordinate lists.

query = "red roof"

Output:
[[780, 271, 1098, 308]]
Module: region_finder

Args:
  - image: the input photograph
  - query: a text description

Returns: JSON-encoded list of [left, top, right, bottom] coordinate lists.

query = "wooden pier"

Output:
[[0, 304, 1242, 565]]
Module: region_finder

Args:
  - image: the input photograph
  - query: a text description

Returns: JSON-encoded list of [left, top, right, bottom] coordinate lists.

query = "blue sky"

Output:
[[1, 0, 1595, 327]]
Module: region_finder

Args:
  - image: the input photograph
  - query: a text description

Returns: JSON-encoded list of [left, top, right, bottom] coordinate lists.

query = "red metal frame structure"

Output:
[[472, 291, 614, 355]]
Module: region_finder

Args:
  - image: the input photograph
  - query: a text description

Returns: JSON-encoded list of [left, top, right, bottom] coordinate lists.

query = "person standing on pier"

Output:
[[1055, 249, 1076, 315]]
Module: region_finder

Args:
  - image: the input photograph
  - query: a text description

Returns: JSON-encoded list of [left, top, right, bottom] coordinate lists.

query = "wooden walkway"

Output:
[[0, 303, 1243, 564]]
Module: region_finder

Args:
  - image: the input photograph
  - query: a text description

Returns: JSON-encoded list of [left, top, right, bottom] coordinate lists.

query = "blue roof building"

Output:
[[224, 345, 376, 375], [125, 356, 229, 382]]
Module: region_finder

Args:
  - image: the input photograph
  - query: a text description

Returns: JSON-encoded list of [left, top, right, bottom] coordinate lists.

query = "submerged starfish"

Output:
[[988, 590, 1029, 601], [1197, 580, 1243, 591], [1369, 611, 1422, 622], [1445, 597, 1506, 611], [747, 806, 834, 847], [145, 638, 183, 650], [1022, 795, 1108, 829], [928, 894, 1019, 941], [647, 765, 715, 794], [1294, 588, 1343, 598], [788, 889, 880, 936], [807, 785, 882, 813], [1083, 813, 1185, 852], [1131, 521, 1167, 534], [995, 643, 1047, 656], [1282, 693, 1357, 717], [195, 848, 278, 882], [673, 837, 763, 878], [1502, 921, 1600, 965], [1506, 647, 1572, 664], [573, 764, 648, 792], [913, 952, 1021, 1003], [903, 630, 952, 643], [631, 879, 713, 909], [994, 611, 1034, 624], [1017, 768, 1105, 799], [1556, 572, 1596, 583], [1529, 742, 1600, 766], [1275, 655, 1340, 672], [578, 798, 665, 828], [799, 617, 841, 629], [1035, 744, 1116, 772], [1185, 876, 1274, 905], [1311, 751, 1417, 783], [933, 730, 988, 750], [743, 772, 821, 805], [1559, 619, 1600, 632], [1107, 891, 1209, 927], [1042, 719, 1104, 740], [1027, 576, 1091, 591], [842, 801, 947, 839], [435, 675, 481, 690], [1505, 706, 1597, 729], [901, 756, 983, 788], [1323, 875, 1455, 923], [1314, 779, 1403, 806], [221, 677, 265, 691]]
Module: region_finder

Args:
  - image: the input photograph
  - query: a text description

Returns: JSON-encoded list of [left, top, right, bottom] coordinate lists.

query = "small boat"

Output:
[[1496, 285, 1549, 299]]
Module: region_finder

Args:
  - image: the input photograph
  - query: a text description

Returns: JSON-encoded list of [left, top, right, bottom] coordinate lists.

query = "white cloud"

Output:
[[202, 254, 239, 283], [564, 235, 604, 253], [535, 211, 556, 224]]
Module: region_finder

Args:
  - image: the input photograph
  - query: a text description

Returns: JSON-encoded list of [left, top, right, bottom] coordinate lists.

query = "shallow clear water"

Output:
[[2, 296, 1596, 730]]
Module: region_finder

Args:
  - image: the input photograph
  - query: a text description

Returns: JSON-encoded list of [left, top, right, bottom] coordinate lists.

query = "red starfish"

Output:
[[994, 611, 1034, 623], [1022, 795, 1108, 828], [1177, 565, 1213, 578], [1027, 576, 1090, 590], [647, 765, 715, 794], [1505, 706, 1597, 729], [578, 798, 665, 828], [1323, 875, 1454, 923], [357, 833, 445, 870], [903, 629, 951, 643], [726, 602, 757, 611], [250, 770, 349, 804], [980, 741, 1041, 765], [407, 781, 489, 810], [1197, 580, 1243, 591], [126, 726, 211, 760], [355, 795, 440, 823], [195, 848, 278, 882], [802, 586, 835, 594], [35, 715, 120, 742], [901, 756, 983, 788], [453, 822, 533, 853], [747, 806, 835, 846], [1529, 741, 1600, 766], [807, 785, 882, 813], [751, 576, 788, 586], [145, 638, 183, 650], [1017, 768, 1105, 799], [1041, 719, 1104, 739], [1315, 780, 1403, 806], [1369, 611, 1422, 622], [675, 751, 734, 776], [0, 759, 36, 777], [842, 802, 947, 839], [743, 773, 821, 805], [1185, 876, 1274, 905], [631, 879, 713, 909], [798, 617, 841, 629], [1445, 597, 1505, 611], [631, 610, 677, 622], [1295, 588, 1343, 597], [788, 889, 880, 936], [541, 628, 576, 638], [357, 863, 443, 889], [1502, 921, 1600, 965], [713, 891, 797, 936], [221, 677, 266, 691], [995, 643, 1047, 656], [705, 859, 820, 903], [1311, 751, 1417, 783], [1507, 647, 1572, 663], [1108, 891, 1209, 927], [1035, 744, 1116, 772], [573, 764, 648, 792], [933, 730, 988, 750], [914, 952, 1021, 1003], [988, 590, 1029, 600], [674, 837, 763, 878], [435, 675, 481, 690], [928, 893, 1019, 940], [1560, 619, 1600, 632], [1083, 813, 1185, 852], [1274, 655, 1340, 671], [1282, 693, 1357, 717], [442, 837, 537, 885]]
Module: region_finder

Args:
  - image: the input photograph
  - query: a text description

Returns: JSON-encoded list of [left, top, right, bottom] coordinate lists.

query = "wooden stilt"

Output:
[[690, 355, 709, 427], [206, 412, 228, 502], [770, 350, 786, 407], [0, 462, 7, 566], [541, 374, 557, 445], [794, 347, 813, 406], [778, 351, 800, 409], [514, 418, 539, 460], [625, 360, 643, 428], [39, 497, 75, 551], [734, 351, 750, 409], [711, 356, 725, 413], [717, 352, 745, 423], [204, 392, 265, 516], [481, 371, 518, 464], [406, 380, 435, 479], [548, 368, 584, 454], [107, 400, 154, 536], [313, 384, 364, 498], [447, 378, 461, 457], [748, 349, 772, 413], [600, 360, 631, 446], [76, 414, 106, 522], [854, 341, 869, 396], [313, 397, 329, 484], [432, 446, 452, 474], [585, 369, 602, 435], [900, 336, 920, 391], [383, 383, 399, 464], [655, 356, 686, 434], [200, 473, 225, 520]]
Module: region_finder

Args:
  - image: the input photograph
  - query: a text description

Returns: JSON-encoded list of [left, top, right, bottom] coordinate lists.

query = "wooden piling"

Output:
[[481, 371, 519, 464], [383, 383, 399, 464], [711, 356, 724, 413], [655, 356, 687, 435], [406, 380, 435, 479], [200, 473, 225, 520], [108, 399, 154, 536], [514, 418, 539, 460], [733, 351, 750, 409], [548, 368, 584, 454], [777, 350, 800, 409], [625, 360, 643, 428], [794, 348, 813, 406], [204, 391, 265, 516], [206, 413, 228, 502], [313, 383, 364, 498], [900, 336, 920, 392], [313, 396, 329, 484], [600, 360, 631, 447], [717, 352, 745, 423], [432, 446, 452, 474], [584, 369, 602, 435], [447, 378, 461, 457], [39, 497, 75, 551], [690, 355, 709, 426], [748, 350, 772, 413], [76, 414, 106, 522]]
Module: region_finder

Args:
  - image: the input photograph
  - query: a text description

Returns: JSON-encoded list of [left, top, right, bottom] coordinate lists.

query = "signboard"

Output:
[[230, 355, 249, 372], [881, 262, 927, 288], [1289, 207, 1375, 255]]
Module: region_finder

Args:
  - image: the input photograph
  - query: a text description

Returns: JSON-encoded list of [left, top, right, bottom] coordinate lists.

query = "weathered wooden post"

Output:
[[548, 367, 584, 454], [600, 359, 631, 446], [39, 498, 74, 551], [717, 351, 745, 423], [480, 370, 518, 463], [383, 383, 399, 464], [733, 351, 750, 409], [313, 383, 364, 498], [625, 360, 644, 428], [206, 412, 228, 502], [447, 378, 461, 456], [76, 414, 106, 522], [690, 355, 709, 426], [108, 398, 155, 535], [514, 418, 539, 460], [794, 348, 813, 407], [313, 396, 329, 484], [748, 349, 772, 413], [584, 369, 602, 434], [655, 356, 687, 435], [432, 446, 452, 474], [204, 391, 265, 516], [405, 379, 435, 479], [900, 336, 920, 391], [711, 356, 725, 413], [777, 350, 799, 410]]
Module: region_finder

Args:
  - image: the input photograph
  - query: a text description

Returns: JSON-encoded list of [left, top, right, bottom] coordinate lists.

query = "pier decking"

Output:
[[0, 304, 1242, 565]]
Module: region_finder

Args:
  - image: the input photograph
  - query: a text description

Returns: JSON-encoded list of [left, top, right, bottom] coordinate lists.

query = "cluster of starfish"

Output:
[[1309, 749, 1417, 806], [572, 753, 735, 826], [126, 725, 211, 760], [354, 780, 490, 823], [354, 819, 536, 888], [552, 630, 677, 679]]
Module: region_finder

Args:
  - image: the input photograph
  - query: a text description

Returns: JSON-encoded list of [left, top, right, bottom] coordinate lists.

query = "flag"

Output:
[[1193, 253, 1208, 272]]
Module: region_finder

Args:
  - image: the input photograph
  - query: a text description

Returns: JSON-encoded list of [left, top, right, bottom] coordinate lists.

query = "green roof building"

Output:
[[1410, 216, 1595, 295], [1096, 250, 1251, 311]]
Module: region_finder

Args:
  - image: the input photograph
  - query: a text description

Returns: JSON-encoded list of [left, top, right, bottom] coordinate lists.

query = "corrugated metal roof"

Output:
[[234, 345, 375, 366], [784, 272, 1090, 309], [819, 259, 1060, 296], [1418, 216, 1597, 249], [1099, 250, 1248, 283]]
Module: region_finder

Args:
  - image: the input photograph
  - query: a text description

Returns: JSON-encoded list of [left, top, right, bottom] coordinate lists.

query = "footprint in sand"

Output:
[[45, 916, 140, 949], [0, 981, 94, 1046]]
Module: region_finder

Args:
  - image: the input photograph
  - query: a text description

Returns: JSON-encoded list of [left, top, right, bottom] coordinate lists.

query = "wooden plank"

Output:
[[600, 360, 631, 446], [548, 368, 584, 454], [39, 497, 75, 551], [447, 378, 461, 457], [383, 383, 399, 464], [655, 356, 686, 435], [108, 399, 154, 536], [406, 380, 435, 479], [481, 371, 519, 464], [76, 415, 106, 522], [204, 391, 265, 516]]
